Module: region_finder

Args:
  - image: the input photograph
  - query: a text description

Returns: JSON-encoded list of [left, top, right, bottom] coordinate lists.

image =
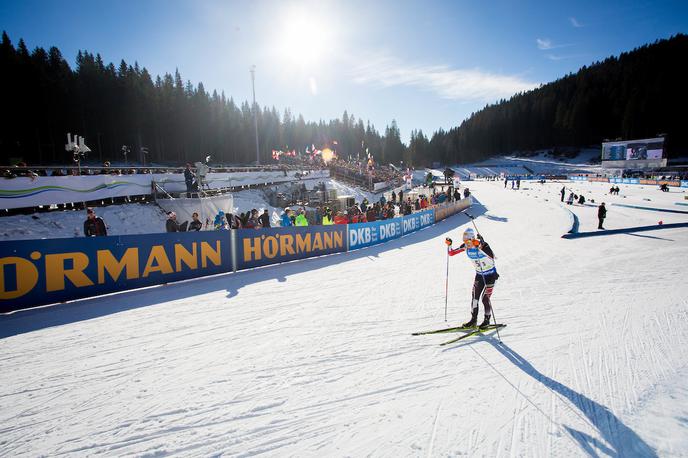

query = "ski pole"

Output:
[[465, 213, 503, 343], [444, 248, 450, 321], [490, 306, 502, 343]]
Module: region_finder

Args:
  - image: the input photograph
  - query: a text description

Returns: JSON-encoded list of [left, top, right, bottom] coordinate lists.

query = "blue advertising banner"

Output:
[[506, 176, 545, 181], [348, 219, 402, 250], [681, 181, 688, 188], [401, 209, 435, 236], [0, 231, 232, 313], [236, 225, 346, 270], [569, 176, 588, 181]]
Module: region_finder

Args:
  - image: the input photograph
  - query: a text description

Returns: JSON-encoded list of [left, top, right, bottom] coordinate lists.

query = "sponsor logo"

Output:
[[242, 231, 343, 262], [0, 241, 222, 300]]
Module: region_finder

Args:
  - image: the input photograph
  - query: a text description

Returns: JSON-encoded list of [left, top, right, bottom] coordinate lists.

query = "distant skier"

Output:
[[445, 228, 499, 329], [560, 186, 566, 202]]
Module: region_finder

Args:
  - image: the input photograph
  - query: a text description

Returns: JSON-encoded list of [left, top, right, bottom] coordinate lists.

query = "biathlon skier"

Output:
[[445, 227, 499, 329]]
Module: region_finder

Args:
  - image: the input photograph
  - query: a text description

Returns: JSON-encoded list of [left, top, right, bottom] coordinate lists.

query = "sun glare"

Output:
[[278, 8, 331, 66]]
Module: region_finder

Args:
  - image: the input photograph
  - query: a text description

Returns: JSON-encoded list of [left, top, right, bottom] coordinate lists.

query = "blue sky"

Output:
[[2, 0, 687, 143]]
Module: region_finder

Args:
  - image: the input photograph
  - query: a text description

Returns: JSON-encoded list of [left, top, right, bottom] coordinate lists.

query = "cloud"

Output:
[[536, 38, 554, 50], [546, 53, 587, 61], [569, 17, 583, 28], [537, 38, 573, 51], [349, 55, 538, 102]]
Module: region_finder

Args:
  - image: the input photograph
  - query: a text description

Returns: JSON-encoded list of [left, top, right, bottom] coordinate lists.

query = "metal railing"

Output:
[[1, 164, 324, 177]]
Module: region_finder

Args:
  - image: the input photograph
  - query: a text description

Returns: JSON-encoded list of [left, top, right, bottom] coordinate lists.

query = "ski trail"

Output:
[[425, 403, 441, 458], [467, 343, 581, 454]]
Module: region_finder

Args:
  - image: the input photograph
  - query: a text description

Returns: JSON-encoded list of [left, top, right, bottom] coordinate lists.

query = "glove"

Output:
[[445, 237, 452, 246]]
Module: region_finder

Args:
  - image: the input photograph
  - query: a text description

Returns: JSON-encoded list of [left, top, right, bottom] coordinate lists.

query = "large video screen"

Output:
[[602, 137, 664, 161]]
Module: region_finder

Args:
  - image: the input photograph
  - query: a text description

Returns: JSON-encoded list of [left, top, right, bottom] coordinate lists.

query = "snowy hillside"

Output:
[[1, 179, 686, 456]]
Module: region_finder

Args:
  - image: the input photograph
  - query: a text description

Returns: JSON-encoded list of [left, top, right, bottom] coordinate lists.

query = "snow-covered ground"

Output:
[[1, 178, 687, 456], [0, 178, 378, 240]]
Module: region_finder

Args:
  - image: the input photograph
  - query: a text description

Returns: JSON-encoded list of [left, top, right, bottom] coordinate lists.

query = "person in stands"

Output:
[[84, 208, 107, 236], [244, 209, 261, 229], [280, 207, 293, 227], [259, 209, 271, 228], [334, 211, 348, 224], [226, 212, 241, 229], [184, 163, 195, 196], [295, 208, 309, 226], [189, 212, 203, 231], [322, 207, 334, 225], [166, 211, 188, 232]]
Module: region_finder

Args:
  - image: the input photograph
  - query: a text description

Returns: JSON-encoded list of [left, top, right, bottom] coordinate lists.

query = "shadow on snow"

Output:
[[448, 335, 657, 457]]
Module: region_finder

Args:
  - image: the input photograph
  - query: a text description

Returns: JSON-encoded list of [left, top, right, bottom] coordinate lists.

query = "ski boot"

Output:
[[462, 310, 478, 328], [478, 315, 492, 330]]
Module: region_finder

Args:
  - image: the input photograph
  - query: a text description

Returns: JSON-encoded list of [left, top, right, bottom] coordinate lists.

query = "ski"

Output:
[[439, 324, 506, 346], [413, 323, 505, 336], [412, 326, 476, 336]]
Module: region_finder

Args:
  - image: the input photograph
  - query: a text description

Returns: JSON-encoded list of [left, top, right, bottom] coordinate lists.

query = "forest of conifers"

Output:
[[1, 31, 685, 167]]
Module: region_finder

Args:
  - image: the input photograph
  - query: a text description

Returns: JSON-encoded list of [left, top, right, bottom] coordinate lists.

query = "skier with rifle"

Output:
[[445, 227, 499, 329]]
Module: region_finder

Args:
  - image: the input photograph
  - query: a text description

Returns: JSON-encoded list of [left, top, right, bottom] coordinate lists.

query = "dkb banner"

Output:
[[0, 231, 232, 313], [401, 209, 435, 236], [236, 225, 346, 270], [348, 219, 403, 250]]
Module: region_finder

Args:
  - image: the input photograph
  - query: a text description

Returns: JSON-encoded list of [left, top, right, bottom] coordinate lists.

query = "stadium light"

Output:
[[250, 65, 260, 165]]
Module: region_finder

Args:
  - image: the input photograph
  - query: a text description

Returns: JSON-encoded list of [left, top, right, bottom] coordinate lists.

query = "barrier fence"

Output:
[[0, 198, 470, 313], [569, 176, 688, 187]]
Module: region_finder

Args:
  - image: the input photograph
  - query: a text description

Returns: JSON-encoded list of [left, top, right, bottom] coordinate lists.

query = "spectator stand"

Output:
[[328, 158, 405, 192]]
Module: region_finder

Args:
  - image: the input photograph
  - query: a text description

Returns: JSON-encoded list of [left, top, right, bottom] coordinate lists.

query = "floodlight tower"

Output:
[[250, 65, 260, 165]]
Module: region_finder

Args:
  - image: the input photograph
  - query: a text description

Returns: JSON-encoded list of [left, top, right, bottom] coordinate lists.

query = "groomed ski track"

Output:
[[1, 180, 687, 457]]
